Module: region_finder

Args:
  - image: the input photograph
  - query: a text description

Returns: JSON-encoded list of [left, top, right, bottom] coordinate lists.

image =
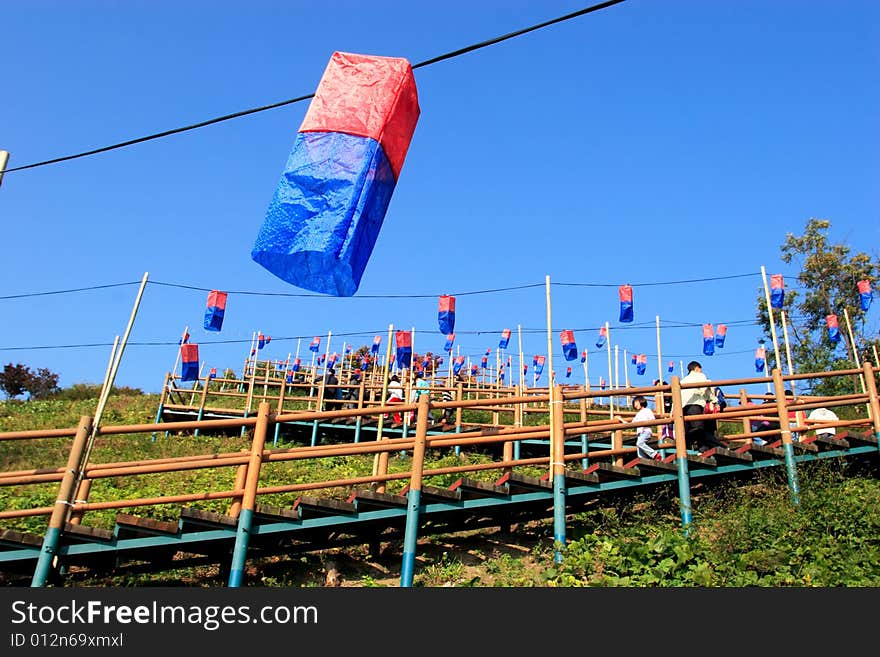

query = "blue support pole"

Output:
[[551, 385, 566, 563], [669, 376, 693, 536], [152, 403, 163, 443], [400, 488, 422, 587], [400, 394, 430, 587], [228, 402, 270, 588]]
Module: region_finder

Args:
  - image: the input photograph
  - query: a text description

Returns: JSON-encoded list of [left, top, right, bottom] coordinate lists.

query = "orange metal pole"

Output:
[[228, 401, 271, 587], [31, 415, 92, 587]]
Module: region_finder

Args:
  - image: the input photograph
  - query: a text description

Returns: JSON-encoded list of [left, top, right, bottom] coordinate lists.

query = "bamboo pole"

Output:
[[656, 315, 663, 385], [72, 272, 149, 511], [545, 275, 555, 476], [0, 150, 9, 188], [780, 310, 797, 396], [861, 361, 880, 444], [312, 330, 333, 446], [614, 344, 620, 414], [605, 321, 613, 418], [518, 324, 525, 393], [372, 323, 395, 487], [842, 307, 867, 394], [170, 325, 189, 383], [243, 331, 257, 382], [760, 266, 782, 372]]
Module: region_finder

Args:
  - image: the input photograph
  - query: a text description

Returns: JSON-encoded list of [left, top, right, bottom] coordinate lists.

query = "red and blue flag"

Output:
[[826, 314, 841, 344], [755, 347, 766, 373], [203, 290, 228, 332], [444, 334, 455, 351], [438, 295, 456, 335], [595, 326, 607, 349], [770, 274, 785, 309], [636, 354, 647, 376], [702, 324, 715, 356], [560, 330, 578, 361], [618, 285, 634, 323], [395, 330, 412, 369], [534, 355, 545, 377], [371, 335, 381, 354], [499, 328, 511, 350], [565, 366, 572, 379], [309, 336, 321, 353], [453, 356, 465, 375], [715, 324, 727, 348], [180, 344, 200, 382], [858, 280, 873, 312]]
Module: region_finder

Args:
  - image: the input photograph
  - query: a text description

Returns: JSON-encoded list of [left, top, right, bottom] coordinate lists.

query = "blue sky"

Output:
[[1, 0, 878, 396]]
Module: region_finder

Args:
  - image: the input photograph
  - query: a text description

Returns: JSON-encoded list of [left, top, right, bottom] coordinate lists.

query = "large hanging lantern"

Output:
[[251, 51, 420, 296]]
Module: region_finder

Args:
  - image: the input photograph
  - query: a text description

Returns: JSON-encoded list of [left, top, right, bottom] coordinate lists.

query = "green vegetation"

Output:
[[1, 391, 878, 587], [756, 218, 880, 395]]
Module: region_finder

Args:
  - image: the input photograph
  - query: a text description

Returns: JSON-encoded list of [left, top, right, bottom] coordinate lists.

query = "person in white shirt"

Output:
[[807, 406, 839, 439], [386, 374, 404, 424], [623, 395, 662, 461], [679, 361, 727, 452]]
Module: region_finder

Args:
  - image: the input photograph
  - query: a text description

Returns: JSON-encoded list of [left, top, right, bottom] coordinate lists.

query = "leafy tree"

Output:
[[25, 367, 60, 400], [756, 218, 879, 395], [0, 363, 32, 399]]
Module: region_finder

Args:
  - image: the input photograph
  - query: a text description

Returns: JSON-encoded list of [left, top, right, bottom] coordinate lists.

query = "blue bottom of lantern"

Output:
[[181, 361, 200, 382], [252, 131, 397, 297], [204, 308, 225, 332]]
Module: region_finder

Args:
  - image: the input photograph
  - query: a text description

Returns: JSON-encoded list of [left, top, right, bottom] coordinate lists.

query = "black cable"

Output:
[[411, 0, 627, 69], [0, 281, 140, 300], [555, 272, 760, 287], [147, 280, 545, 298], [1, 1, 627, 175], [0, 269, 803, 301]]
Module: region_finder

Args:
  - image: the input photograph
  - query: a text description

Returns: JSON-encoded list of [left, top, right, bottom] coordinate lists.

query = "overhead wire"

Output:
[[0, 0, 627, 176], [1, 269, 791, 301]]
